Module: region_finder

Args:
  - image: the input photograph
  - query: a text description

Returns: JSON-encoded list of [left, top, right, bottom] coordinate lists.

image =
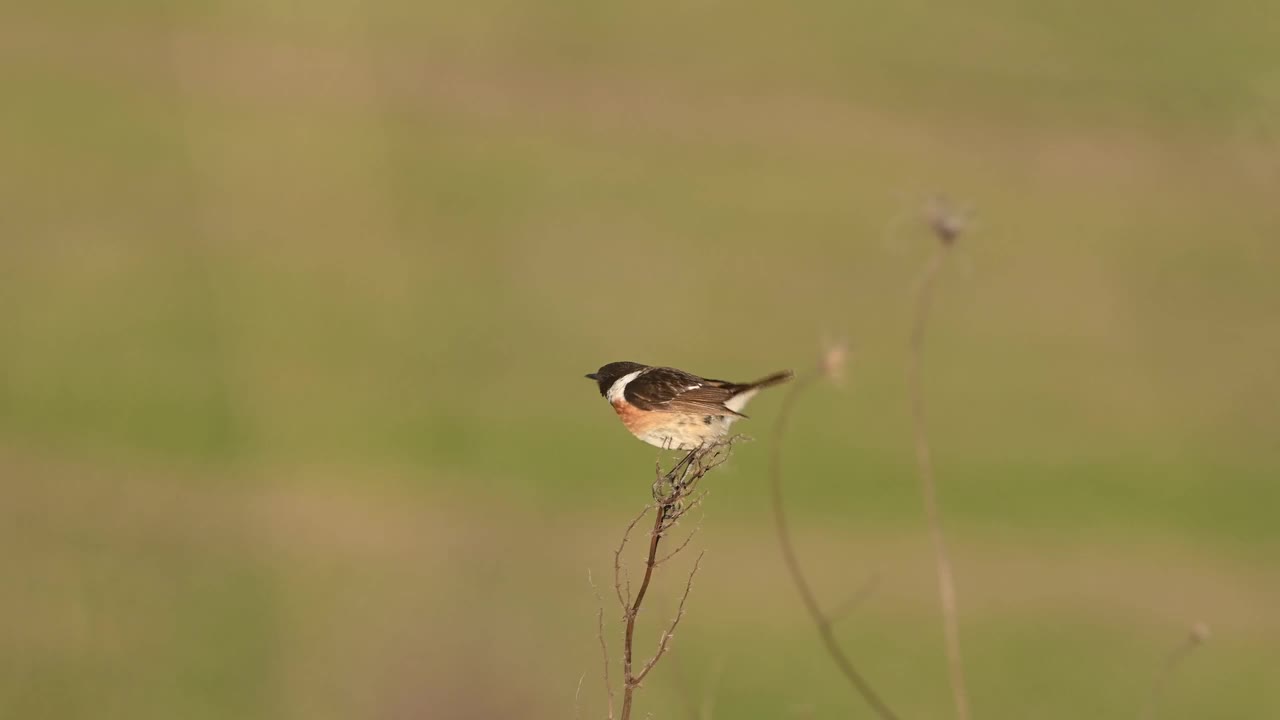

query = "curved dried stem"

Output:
[[768, 375, 900, 720], [1138, 623, 1210, 720], [909, 243, 971, 720]]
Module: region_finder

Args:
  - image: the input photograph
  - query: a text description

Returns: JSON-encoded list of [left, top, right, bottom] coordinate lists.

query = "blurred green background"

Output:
[[3, 1, 1279, 718]]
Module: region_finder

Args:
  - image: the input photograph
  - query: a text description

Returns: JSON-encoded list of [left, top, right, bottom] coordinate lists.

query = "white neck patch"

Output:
[[606, 370, 644, 404]]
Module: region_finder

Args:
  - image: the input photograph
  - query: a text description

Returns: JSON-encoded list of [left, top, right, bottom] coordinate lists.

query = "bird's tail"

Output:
[[745, 369, 794, 390], [721, 369, 794, 416]]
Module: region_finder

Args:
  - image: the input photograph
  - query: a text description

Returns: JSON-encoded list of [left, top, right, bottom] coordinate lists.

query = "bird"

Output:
[[586, 361, 793, 450]]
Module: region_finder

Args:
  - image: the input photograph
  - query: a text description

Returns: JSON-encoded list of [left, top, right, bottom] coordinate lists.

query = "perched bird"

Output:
[[586, 361, 793, 450]]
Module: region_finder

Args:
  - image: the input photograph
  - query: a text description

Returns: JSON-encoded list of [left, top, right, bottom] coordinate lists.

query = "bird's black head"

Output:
[[585, 361, 648, 396]]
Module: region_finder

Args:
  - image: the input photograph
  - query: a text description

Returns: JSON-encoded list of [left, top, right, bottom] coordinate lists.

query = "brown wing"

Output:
[[624, 367, 747, 417]]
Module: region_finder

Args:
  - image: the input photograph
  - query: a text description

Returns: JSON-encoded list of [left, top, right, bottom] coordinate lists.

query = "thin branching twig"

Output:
[[657, 515, 704, 566], [574, 672, 586, 720], [599, 438, 736, 720], [768, 361, 900, 720], [590, 571, 617, 719], [615, 506, 649, 612], [617, 506, 664, 720], [909, 198, 972, 720], [634, 550, 705, 685]]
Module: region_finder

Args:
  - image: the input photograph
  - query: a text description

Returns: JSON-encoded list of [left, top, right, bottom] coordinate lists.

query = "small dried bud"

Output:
[[1189, 621, 1211, 644]]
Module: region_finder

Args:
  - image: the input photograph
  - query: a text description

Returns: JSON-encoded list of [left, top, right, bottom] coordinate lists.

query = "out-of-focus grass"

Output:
[[4, 459, 1277, 718], [2, 1, 1279, 718]]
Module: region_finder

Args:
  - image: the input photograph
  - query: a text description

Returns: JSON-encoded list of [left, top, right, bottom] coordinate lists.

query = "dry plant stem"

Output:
[[574, 672, 586, 720], [619, 505, 668, 720], [908, 246, 971, 720], [1138, 632, 1207, 720], [635, 550, 704, 685], [591, 572, 617, 720], [826, 573, 881, 623], [615, 506, 649, 612], [769, 375, 900, 720], [657, 520, 701, 566], [615, 442, 727, 720], [599, 608, 616, 719]]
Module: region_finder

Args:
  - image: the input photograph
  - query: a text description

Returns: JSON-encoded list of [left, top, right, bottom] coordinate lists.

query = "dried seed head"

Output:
[[926, 195, 966, 246], [819, 338, 849, 386], [1189, 621, 1212, 645]]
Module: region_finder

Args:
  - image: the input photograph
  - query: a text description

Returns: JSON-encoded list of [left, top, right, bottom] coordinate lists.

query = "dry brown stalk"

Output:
[[1138, 622, 1211, 720], [656, 517, 703, 566], [574, 672, 587, 720], [825, 572, 881, 623], [768, 370, 900, 720], [598, 607, 615, 718], [615, 506, 649, 611], [598, 439, 735, 720], [590, 571, 617, 719], [633, 550, 705, 686], [910, 198, 971, 720], [619, 505, 669, 718]]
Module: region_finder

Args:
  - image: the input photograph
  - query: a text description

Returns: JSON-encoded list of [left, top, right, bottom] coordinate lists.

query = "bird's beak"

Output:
[[585, 373, 598, 381]]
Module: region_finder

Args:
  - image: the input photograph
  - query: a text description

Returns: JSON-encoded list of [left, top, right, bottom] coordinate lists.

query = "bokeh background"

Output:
[[3, 1, 1279, 718]]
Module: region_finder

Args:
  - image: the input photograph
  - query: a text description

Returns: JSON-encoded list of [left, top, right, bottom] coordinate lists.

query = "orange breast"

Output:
[[612, 399, 667, 434], [612, 399, 733, 450]]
